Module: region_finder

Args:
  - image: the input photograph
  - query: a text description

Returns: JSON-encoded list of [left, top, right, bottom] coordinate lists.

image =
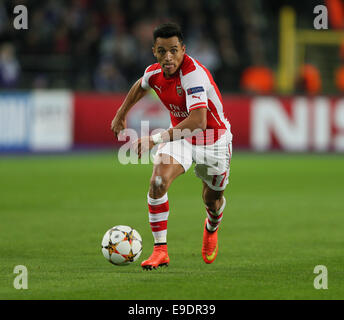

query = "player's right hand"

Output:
[[111, 114, 127, 139]]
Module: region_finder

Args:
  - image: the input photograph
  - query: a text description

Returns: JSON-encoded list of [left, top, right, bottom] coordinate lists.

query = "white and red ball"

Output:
[[101, 225, 142, 265]]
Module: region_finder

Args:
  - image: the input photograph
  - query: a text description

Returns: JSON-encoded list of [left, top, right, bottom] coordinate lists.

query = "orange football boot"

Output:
[[141, 244, 170, 270], [202, 219, 219, 264]]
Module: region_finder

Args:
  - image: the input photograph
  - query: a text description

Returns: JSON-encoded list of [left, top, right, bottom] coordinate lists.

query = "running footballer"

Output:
[[111, 23, 233, 269]]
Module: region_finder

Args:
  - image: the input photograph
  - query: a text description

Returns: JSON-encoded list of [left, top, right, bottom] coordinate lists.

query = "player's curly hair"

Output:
[[153, 22, 184, 44]]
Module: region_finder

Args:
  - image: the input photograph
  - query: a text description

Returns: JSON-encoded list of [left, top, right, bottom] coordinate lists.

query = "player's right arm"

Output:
[[111, 78, 148, 138]]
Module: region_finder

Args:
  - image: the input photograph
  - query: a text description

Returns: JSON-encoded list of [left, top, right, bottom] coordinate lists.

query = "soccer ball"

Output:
[[101, 225, 142, 265]]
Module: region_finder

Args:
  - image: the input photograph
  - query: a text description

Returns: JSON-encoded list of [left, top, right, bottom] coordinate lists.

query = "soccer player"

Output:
[[111, 23, 232, 269]]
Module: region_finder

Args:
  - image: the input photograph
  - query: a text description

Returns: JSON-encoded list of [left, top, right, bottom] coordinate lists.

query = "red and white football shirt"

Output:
[[140, 54, 231, 145]]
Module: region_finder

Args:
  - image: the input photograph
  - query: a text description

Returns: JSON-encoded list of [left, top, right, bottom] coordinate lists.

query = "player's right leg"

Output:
[[141, 153, 185, 270]]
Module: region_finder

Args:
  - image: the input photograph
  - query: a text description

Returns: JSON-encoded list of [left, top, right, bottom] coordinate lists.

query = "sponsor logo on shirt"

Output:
[[169, 104, 189, 117]]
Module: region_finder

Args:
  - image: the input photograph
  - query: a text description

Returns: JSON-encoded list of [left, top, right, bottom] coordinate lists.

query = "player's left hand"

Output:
[[133, 136, 154, 158]]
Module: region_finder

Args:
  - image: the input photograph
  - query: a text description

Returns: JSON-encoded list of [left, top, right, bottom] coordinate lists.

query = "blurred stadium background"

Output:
[[1, 0, 344, 301], [0, 0, 344, 152], [1, 0, 344, 93]]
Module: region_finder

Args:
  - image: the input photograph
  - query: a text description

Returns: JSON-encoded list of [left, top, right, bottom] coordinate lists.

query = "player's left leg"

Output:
[[193, 131, 232, 264], [201, 181, 227, 264], [202, 181, 224, 212]]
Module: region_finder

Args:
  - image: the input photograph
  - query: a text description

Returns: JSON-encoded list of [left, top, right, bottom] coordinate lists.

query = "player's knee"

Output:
[[204, 199, 218, 212], [203, 193, 223, 213], [149, 175, 168, 198]]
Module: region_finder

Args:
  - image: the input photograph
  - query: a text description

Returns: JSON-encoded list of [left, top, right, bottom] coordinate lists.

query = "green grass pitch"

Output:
[[0, 151, 343, 300]]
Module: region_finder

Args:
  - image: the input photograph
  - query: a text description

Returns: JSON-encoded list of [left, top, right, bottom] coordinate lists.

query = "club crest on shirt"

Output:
[[176, 85, 183, 96]]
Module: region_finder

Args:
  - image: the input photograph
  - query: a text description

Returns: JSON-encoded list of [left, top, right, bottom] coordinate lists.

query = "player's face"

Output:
[[153, 36, 185, 78]]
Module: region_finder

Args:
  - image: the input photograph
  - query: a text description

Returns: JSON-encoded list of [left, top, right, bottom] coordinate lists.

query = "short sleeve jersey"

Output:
[[141, 54, 231, 145]]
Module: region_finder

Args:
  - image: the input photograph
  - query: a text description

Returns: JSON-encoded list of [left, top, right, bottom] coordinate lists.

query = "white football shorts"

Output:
[[154, 131, 232, 191]]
